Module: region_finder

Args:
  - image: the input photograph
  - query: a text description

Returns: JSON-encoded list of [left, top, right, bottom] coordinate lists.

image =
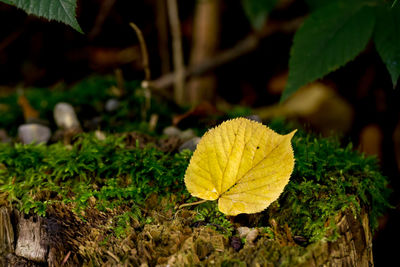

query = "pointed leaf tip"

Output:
[[1, 0, 82, 33]]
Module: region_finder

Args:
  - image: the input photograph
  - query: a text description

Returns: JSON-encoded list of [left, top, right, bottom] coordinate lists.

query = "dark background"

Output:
[[0, 1, 399, 265]]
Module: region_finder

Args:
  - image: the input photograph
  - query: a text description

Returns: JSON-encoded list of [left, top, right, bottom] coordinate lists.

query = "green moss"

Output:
[[267, 119, 391, 241], [0, 133, 191, 221], [221, 258, 247, 267], [0, 75, 180, 135], [194, 201, 234, 237], [0, 120, 391, 243], [113, 209, 140, 238]]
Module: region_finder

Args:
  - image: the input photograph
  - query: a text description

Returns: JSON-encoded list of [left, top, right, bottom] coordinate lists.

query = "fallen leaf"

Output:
[[184, 118, 296, 215]]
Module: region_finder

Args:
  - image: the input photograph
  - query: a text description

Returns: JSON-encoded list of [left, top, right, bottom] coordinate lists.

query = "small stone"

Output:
[[0, 129, 11, 143], [237, 227, 251, 239], [105, 98, 120, 112], [163, 126, 182, 137], [179, 129, 196, 141], [179, 137, 201, 152], [245, 228, 259, 244], [95, 130, 106, 140], [245, 115, 262, 123], [148, 114, 159, 132], [18, 124, 51, 144], [54, 102, 80, 130]]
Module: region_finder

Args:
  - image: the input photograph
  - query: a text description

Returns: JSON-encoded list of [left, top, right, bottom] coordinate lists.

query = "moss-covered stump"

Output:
[[0, 125, 391, 266], [0, 206, 373, 266]]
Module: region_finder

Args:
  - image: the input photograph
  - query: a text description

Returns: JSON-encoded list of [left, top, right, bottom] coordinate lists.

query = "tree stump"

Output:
[[1, 208, 49, 266], [0, 205, 374, 266], [0, 207, 14, 261], [297, 210, 373, 266], [14, 211, 48, 262]]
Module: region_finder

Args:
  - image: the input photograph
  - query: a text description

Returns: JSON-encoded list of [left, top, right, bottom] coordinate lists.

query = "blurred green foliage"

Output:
[[241, 0, 400, 101], [282, 0, 400, 101]]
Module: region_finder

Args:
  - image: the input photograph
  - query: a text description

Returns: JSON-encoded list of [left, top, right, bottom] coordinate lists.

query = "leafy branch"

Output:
[[281, 0, 400, 101]]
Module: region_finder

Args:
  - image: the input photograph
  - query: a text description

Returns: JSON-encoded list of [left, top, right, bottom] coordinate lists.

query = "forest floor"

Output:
[[0, 76, 392, 266]]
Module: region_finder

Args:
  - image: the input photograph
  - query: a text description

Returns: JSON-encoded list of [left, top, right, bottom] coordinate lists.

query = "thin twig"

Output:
[[149, 35, 258, 90], [129, 22, 152, 120], [148, 16, 305, 91], [179, 199, 209, 209], [61, 251, 71, 266], [166, 0, 185, 105], [129, 22, 151, 81]]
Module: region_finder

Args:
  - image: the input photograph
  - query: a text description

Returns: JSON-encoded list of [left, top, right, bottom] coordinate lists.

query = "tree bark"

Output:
[[0, 207, 14, 256], [0, 206, 374, 266], [298, 210, 373, 266]]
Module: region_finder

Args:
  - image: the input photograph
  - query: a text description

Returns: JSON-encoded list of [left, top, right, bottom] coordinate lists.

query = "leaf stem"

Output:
[[178, 199, 208, 209]]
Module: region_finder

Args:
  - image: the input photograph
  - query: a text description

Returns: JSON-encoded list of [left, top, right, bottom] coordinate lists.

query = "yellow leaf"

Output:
[[184, 118, 296, 215]]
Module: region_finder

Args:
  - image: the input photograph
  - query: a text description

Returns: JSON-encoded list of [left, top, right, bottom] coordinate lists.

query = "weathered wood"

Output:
[[165, 210, 374, 266], [0, 207, 374, 266], [14, 211, 48, 263], [298, 210, 373, 267], [0, 207, 14, 254], [2, 253, 43, 267]]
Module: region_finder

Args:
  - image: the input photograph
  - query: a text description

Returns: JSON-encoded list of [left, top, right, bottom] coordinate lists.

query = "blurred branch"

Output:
[[186, 0, 220, 105], [129, 22, 151, 81], [167, 0, 185, 106], [88, 0, 117, 39], [149, 16, 305, 91], [129, 22, 152, 120], [155, 0, 171, 74]]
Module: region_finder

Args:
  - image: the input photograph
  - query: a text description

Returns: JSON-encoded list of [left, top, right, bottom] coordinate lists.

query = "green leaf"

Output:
[[374, 4, 400, 87], [242, 0, 278, 30], [282, 1, 375, 102], [0, 0, 82, 33]]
